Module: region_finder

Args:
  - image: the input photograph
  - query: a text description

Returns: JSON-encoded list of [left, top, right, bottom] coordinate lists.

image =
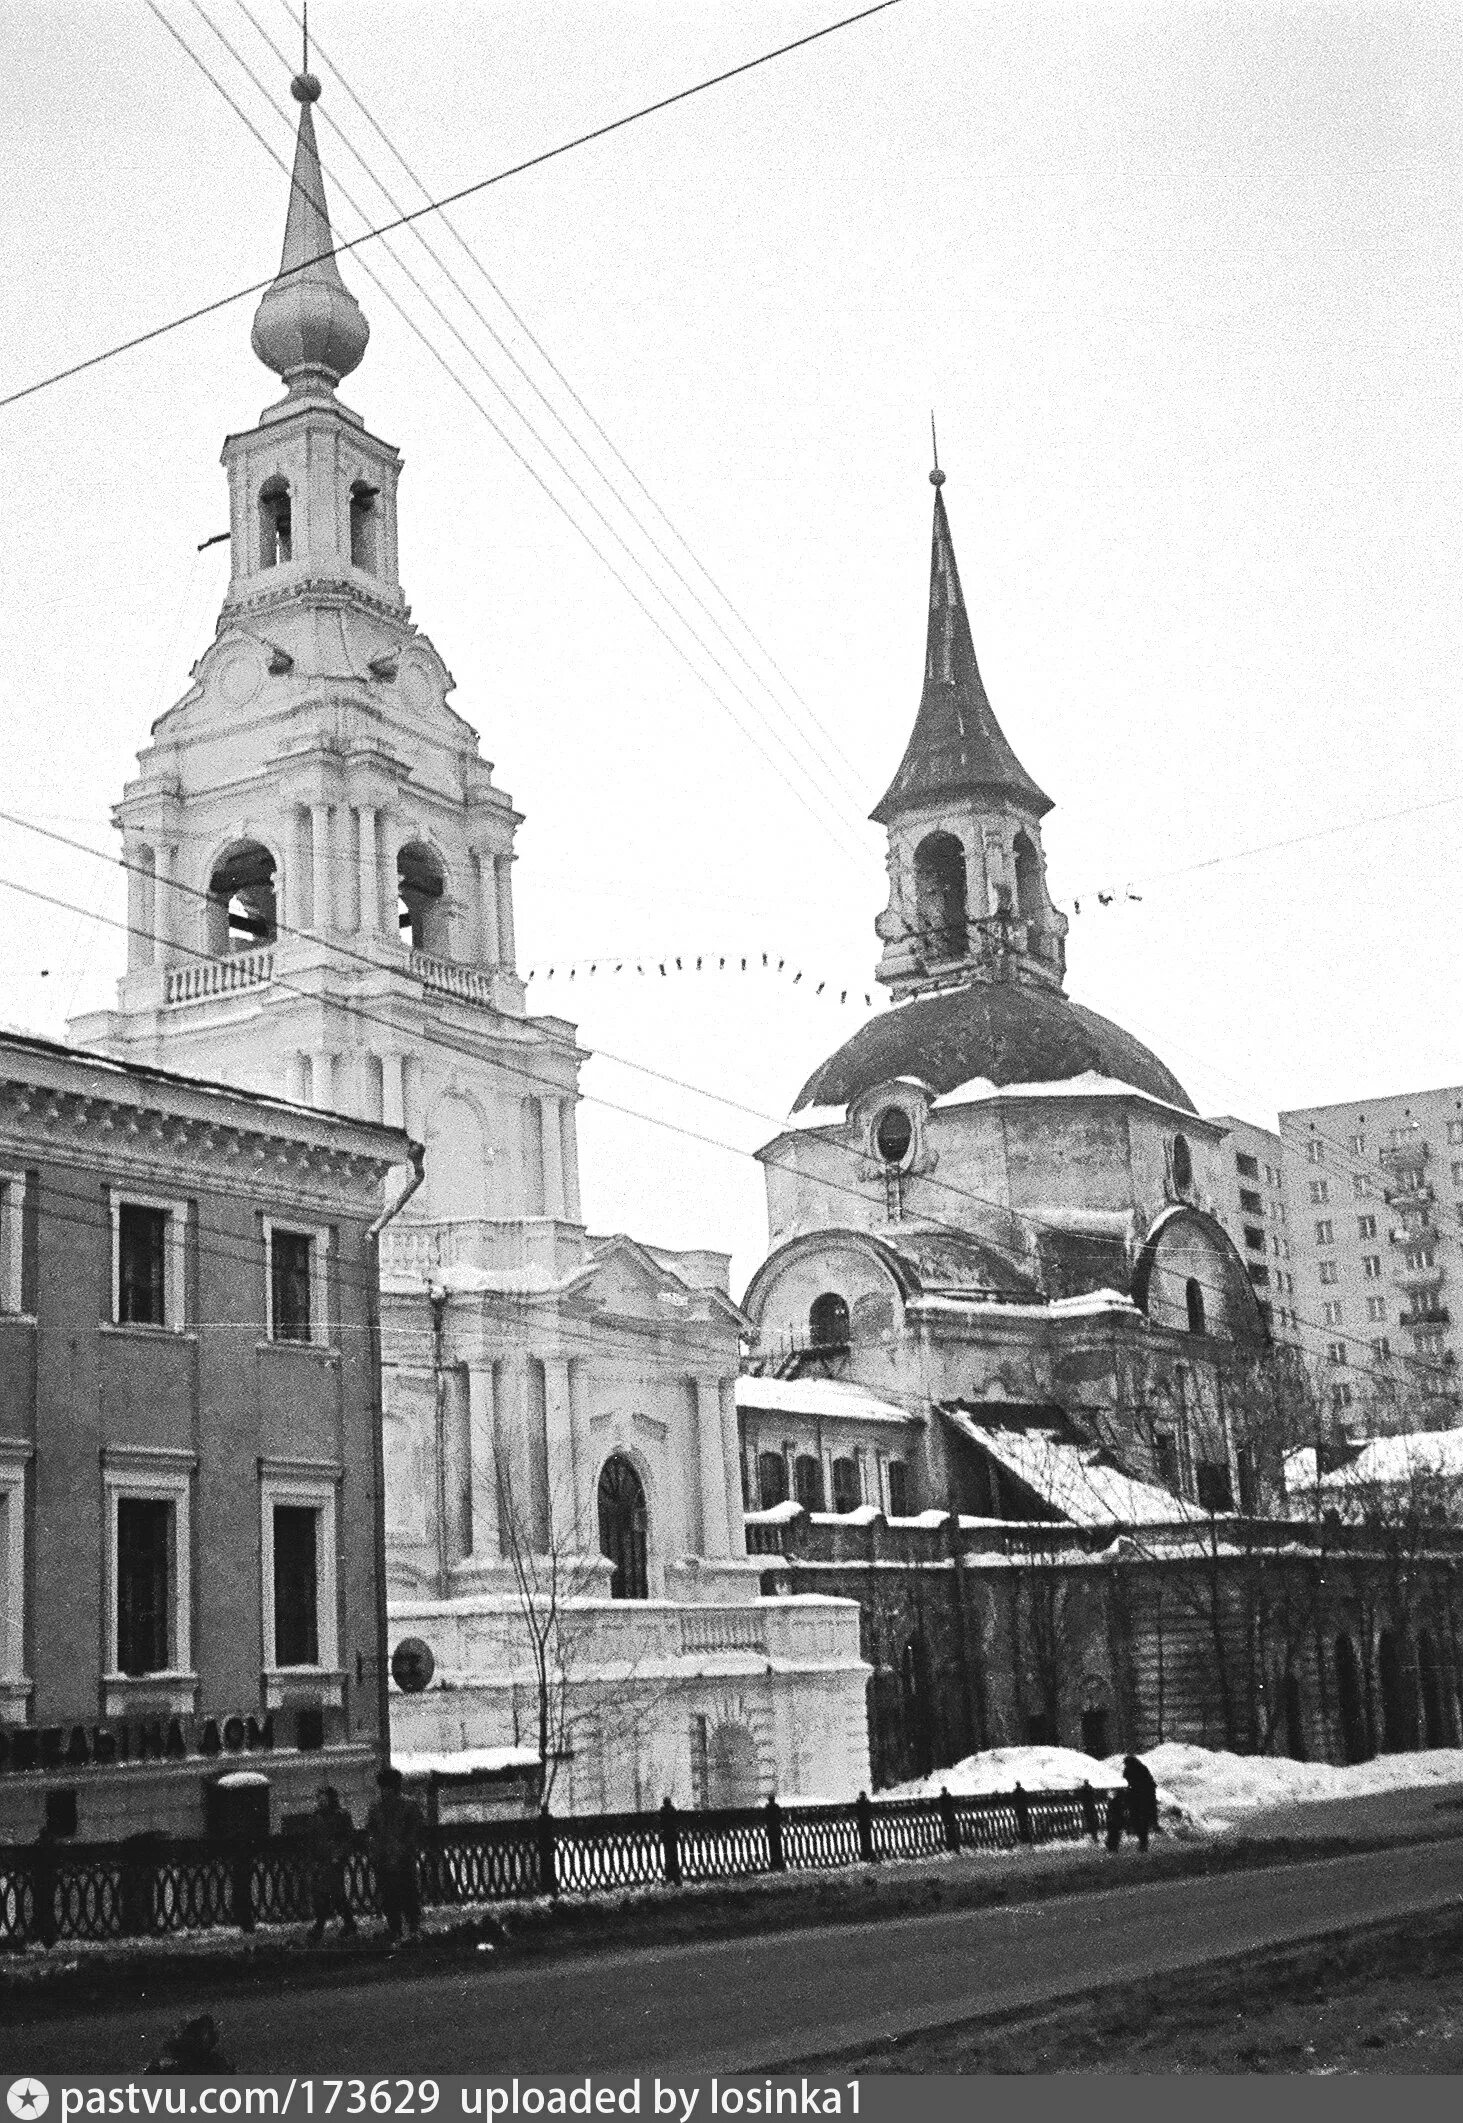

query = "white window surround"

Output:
[[0, 1172, 27, 1315], [0, 1437, 32, 1714], [109, 1189, 189, 1333], [261, 1217, 333, 1348], [259, 1462, 343, 1710], [101, 1445, 197, 1718]]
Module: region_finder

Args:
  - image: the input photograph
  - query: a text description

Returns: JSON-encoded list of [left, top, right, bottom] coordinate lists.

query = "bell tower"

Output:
[[871, 464, 1067, 1002]]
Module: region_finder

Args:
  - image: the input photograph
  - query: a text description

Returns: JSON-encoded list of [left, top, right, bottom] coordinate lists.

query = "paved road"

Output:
[[7, 1837, 1463, 2078]]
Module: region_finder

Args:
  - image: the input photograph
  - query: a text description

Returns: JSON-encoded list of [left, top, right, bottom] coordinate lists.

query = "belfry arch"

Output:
[[397, 841, 448, 954], [207, 841, 278, 956], [913, 832, 968, 963]]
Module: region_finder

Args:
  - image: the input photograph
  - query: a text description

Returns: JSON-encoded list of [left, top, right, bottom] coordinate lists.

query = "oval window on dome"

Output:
[[1172, 1133, 1193, 1194], [875, 1106, 913, 1166]]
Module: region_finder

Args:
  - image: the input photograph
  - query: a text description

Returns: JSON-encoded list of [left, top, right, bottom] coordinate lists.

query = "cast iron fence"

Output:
[[0, 1782, 1119, 1950]]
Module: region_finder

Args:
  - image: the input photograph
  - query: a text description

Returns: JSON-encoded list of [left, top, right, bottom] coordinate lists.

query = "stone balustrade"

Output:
[[164, 949, 275, 1006]]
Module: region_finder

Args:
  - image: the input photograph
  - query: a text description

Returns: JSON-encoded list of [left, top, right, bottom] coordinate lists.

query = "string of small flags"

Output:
[[524, 952, 877, 1008]]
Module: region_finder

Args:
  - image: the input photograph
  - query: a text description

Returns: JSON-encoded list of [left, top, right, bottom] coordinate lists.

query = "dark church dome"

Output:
[[794, 979, 1196, 1115]]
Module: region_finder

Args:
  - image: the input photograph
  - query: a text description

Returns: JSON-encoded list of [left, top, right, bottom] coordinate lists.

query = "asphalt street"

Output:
[[7, 1834, 1463, 2077]]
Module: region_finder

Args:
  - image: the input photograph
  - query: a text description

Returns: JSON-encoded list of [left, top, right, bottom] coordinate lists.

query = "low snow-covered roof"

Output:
[[944, 1408, 1200, 1527], [735, 1376, 918, 1426], [1309, 1430, 1463, 1490], [394, 1746, 541, 1780]]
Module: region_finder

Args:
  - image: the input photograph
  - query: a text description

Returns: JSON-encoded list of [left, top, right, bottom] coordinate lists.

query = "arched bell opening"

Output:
[[1013, 830, 1044, 950], [808, 1292, 850, 1351], [258, 477, 292, 568], [207, 842, 278, 956], [397, 841, 448, 955], [349, 480, 380, 573], [597, 1453, 649, 1600], [913, 832, 968, 963]]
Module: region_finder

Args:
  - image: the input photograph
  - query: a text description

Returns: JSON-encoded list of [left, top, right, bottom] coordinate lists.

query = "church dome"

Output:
[[794, 979, 1195, 1115]]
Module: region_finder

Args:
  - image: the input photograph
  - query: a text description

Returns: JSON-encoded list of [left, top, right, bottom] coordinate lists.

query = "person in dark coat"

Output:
[[366, 1767, 424, 1942], [145, 2015, 235, 2073], [1121, 1754, 1159, 1852], [306, 1785, 357, 1942]]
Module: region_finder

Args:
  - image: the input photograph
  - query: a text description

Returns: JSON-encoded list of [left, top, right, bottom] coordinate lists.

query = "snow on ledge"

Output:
[[736, 1376, 917, 1424]]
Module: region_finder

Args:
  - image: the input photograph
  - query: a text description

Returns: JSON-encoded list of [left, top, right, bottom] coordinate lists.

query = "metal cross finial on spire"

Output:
[[930, 412, 945, 488]]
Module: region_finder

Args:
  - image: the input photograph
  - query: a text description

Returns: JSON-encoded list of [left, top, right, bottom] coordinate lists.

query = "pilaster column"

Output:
[[494, 856, 516, 969], [468, 1365, 500, 1559], [695, 1375, 730, 1560], [155, 842, 177, 959], [379, 812, 399, 946], [126, 848, 153, 970], [559, 1099, 582, 1224], [541, 1096, 565, 1220], [720, 1381, 746, 1557], [381, 1052, 405, 1130], [356, 806, 379, 937], [309, 1050, 334, 1111], [310, 804, 331, 933], [495, 1355, 531, 1549], [542, 1355, 577, 1549], [477, 854, 499, 967]]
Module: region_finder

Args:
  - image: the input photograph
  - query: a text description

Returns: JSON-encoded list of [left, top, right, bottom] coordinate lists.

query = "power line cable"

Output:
[[145, 0, 873, 874], [0, 0, 904, 415]]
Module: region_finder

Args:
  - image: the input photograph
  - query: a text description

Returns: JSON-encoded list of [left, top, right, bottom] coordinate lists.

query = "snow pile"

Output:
[[890, 1743, 1120, 1802], [1139, 1741, 1463, 1826]]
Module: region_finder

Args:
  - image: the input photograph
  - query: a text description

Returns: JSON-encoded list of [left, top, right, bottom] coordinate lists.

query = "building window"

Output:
[[272, 1507, 319, 1665], [260, 1470, 339, 1689], [793, 1454, 824, 1511], [1236, 1154, 1259, 1180], [1315, 1220, 1333, 1245], [1240, 1189, 1263, 1217], [1415, 1328, 1447, 1357], [1366, 1297, 1387, 1322], [1326, 1340, 1347, 1365], [1196, 1462, 1233, 1513], [1309, 1181, 1330, 1205], [1447, 1121, 1463, 1146], [874, 1106, 913, 1166], [1322, 1300, 1344, 1326], [1172, 1135, 1193, 1193], [1362, 1255, 1382, 1280], [597, 1454, 649, 1600], [1244, 1225, 1265, 1252], [757, 1452, 788, 1510], [111, 1194, 187, 1331], [1404, 1247, 1437, 1272], [1307, 1138, 1325, 1164], [1353, 1175, 1369, 1199], [808, 1292, 850, 1350], [1349, 1133, 1366, 1155], [1247, 1262, 1270, 1288], [1358, 1215, 1377, 1240], [1333, 1383, 1354, 1414], [1319, 1261, 1339, 1285], [0, 1444, 28, 1702], [264, 1222, 330, 1346], [103, 1453, 193, 1697], [831, 1456, 862, 1513], [0, 1173, 26, 1313], [1154, 1432, 1180, 1491], [1452, 1161, 1463, 1188], [886, 1460, 909, 1516], [1185, 1279, 1206, 1336], [1372, 1336, 1391, 1358]]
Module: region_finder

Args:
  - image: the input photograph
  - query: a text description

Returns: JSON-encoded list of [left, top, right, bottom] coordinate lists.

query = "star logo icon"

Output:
[[7, 2084, 48, 2121]]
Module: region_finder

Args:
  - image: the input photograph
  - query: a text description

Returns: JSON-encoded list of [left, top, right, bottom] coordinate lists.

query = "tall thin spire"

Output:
[[250, 71, 369, 398], [870, 466, 1051, 826]]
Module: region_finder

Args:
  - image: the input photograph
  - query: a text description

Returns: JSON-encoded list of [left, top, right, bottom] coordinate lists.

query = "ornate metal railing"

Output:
[[164, 949, 275, 1005], [0, 1782, 1119, 1949]]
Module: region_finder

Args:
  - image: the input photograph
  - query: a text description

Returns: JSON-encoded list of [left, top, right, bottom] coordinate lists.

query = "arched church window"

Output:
[[1013, 832, 1043, 945], [1185, 1277, 1207, 1337], [874, 1106, 913, 1167], [1172, 1133, 1193, 1194], [258, 478, 292, 568], [831, 1456, 862, 1513], [808, 1292, 850, 1349], [913, 832, 968, 963], [793, 1454, 824, 1511], [349, 481, 379, 573], [597, 1454, 648, 1600], [398, 841, 448, 954], [207, 842, 277, 956], [757, 1451, 788, 1510]]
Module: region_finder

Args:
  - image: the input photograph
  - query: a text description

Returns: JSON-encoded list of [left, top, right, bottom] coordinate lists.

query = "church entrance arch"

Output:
[[597, 1454, 648, 1600]]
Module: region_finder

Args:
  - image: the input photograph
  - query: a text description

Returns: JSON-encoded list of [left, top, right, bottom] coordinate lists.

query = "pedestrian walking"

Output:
[[1122, 1754, 1159, 1852], [366, 1766, 424, 1943], [1079, 1779, 1101, 1843], [306, 1785, 357, 1943]]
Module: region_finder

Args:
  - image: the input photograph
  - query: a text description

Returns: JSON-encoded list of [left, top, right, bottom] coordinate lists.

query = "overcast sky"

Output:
[[2, 0, 1460, 1291]]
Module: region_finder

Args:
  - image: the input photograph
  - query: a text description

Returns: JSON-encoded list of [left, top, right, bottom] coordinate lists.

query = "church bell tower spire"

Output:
[[249, 70, 369, 402], [871, 458, 1067, 1000]]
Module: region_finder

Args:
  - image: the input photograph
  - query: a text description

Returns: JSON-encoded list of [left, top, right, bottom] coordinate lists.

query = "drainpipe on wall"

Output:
[[366, 1144, 426, 1771], [429, 1283, 449, 1598]]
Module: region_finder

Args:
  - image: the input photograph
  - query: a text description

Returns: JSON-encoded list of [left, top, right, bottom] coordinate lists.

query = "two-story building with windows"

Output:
[[0, 1030, 410, 1841]]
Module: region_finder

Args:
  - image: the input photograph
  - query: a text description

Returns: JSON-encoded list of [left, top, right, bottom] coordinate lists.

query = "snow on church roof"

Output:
[[943, 1408, 1201, 1527], [735, 1376, 918, 1426]]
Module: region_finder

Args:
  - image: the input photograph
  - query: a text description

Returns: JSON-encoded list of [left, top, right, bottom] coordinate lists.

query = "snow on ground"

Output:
[[883, 1741, 1463, 1836]]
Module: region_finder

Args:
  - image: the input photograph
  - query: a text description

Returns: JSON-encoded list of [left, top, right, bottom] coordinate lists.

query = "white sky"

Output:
[[2, 0, 1460, 1294]]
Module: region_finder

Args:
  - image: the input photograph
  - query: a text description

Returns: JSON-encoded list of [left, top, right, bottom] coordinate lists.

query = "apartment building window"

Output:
[[1415, 1328, 1447, 1357], [1349, 1133, 1366, 1156], [102, 1450, 193, 1705], [1327, 1340, 1347, 1364], [1309, 1181, 1330, 1205], [1236, 1154, 1259, 1180], [1353, 1175, 1370, 1199], [1239, 1189, 1263, 1217], [1452, 1161, 1463, 1188], [260, 1469, 339, 1690], [1448, 1121, 1463, 1146], [1266, 1163, 1280, 1187], [1307, 1138, 1325, 1164], [1372, 1336, 1391, 1359], [264, 1221, 331, 1346], [111, 1193, 187, 1331], [1319, 1261, 1339, 1285], [1404, 1247, 1436, 1272], [1315, 1220, 1333, 1245], [1244, 1225, 1265, 1252], [1362, 1255, 1382, 1280], [1247, 1263, 1270, 1288], [1322, 1300, 1344, 1326], [1358, 1215, 1377, 1240], [1333, 1383, 1354, 1413], [1366, 1297, 1387, 1323]]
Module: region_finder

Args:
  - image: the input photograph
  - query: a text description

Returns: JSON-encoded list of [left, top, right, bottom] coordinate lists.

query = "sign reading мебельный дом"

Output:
[[11, 2088, 900, 2123]]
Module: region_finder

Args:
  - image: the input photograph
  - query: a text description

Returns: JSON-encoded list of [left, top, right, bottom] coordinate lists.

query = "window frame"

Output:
[[0, 1438, 31, 1715], [0, 1171, 27, 1314], [109, 1190, 189, 1333], [259, 1462, 341, 1706], [101, 1447, 195, 1714], [262, 1218, 332, 1348]]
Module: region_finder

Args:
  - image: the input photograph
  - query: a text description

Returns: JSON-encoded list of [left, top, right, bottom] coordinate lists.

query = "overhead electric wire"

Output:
[[263, 0, 873, 815], [0, 0, 903, 415], [147, 0, 872, 874]]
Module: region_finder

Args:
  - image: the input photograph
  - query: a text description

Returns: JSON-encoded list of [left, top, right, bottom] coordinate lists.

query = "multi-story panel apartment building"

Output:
[[1279, 1086, 1463, 1425], [1209, 1115, 1299, 1340]]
